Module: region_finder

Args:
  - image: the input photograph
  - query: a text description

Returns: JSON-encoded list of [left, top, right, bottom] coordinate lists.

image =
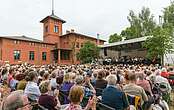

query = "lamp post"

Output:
[[170, 0, 173, 3], [159, 15, 163, 26]]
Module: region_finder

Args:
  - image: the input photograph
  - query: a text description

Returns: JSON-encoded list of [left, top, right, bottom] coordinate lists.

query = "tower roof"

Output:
[[40, 14, 66, 23]]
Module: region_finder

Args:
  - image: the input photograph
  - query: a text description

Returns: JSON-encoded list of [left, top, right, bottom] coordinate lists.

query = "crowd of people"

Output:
[[0, 63, 173, 110], [101, 56, 160, 66]]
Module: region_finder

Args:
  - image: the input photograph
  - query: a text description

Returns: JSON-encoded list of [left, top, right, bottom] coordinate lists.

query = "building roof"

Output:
[[40, 14, 66, 23], [100, 36, 150, 48], [60, 32, 106, 42], [0, 35, 54, 45]]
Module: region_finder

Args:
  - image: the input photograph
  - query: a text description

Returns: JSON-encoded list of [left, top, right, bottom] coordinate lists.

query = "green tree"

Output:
[[163, 2, 174, 28], [127, 10, 142, 38], [121, 7, 156, 40], [143, 26, 173, 61], [121, 27, 137, 40], [77, 41, 99, 64], [108, 33, 122, 43], [163, 2, 174, 39], [142, 4, 174, 65]]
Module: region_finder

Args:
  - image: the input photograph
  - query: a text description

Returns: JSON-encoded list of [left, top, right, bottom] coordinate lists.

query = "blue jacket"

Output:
[[102, 85, 129, 110]]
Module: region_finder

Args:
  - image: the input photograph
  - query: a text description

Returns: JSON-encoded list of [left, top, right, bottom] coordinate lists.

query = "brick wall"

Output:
[[43, 19, 62, 45], [1, 38, 54, 65]]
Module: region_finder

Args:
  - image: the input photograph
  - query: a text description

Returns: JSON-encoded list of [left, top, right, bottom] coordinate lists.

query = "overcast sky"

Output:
[[0, 0, 171, 42]]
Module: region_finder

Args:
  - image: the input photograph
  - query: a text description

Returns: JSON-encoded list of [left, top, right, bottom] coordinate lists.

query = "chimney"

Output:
[[97, 33, 100, 45], [71, 29, 75, 33], [66, 30, 70, 34]]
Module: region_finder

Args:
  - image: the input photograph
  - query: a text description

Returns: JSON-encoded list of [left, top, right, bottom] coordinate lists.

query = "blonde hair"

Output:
[[39, 81, 50, 93], [69, 85, 84, 104], [70, 72, 76, 80], [63, 73, 70, 83]]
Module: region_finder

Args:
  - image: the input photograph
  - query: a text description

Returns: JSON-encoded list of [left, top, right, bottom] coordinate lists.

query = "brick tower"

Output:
[[40, 10, 66, 47]]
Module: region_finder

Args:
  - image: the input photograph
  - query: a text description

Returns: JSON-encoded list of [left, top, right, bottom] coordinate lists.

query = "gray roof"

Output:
[[100, 36, 150, 48], [60, 32, 106, 42], [40, 14, 66, 23], [0, 35, 43, 43]]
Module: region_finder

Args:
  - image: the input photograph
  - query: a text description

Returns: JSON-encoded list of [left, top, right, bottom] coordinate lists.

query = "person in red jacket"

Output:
[[161, 68, 169, 78]]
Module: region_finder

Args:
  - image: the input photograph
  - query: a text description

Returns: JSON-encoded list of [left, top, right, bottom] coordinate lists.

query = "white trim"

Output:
[[99, 36, 151, 48]]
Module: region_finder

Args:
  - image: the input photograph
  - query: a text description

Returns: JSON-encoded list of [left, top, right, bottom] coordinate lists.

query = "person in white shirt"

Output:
[[24, 71, 41, 101]]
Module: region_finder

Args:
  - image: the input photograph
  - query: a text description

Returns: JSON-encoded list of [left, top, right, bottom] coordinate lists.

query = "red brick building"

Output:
[[0, 13, 105, 65]]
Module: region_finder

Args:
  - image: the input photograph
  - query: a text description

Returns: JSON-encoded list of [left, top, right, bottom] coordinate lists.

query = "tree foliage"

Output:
[[106, 5, 174, 63], [108, 33, 122, 43], [163, 2, 174, 40], [77, 41, 99, 64], [143, 26, 173, 60], [143, 3, 174, 60], [121, 7, 156, 40], [163, 2, 174, 28]]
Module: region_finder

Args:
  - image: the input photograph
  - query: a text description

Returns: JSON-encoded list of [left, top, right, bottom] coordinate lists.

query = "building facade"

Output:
[[99, 37, 148, 59], [0, 13, 105, 65]]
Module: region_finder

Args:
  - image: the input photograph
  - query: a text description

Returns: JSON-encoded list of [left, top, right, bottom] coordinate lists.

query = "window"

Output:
[[42, 52, 47, 61], [81, 43, 83, 47], [14, 40, 20, 44], [14, 50, 20, 60], [76, 42, 79, 48], [29, 42, 35, 46], [45, 26, 48, 32], [41, 44, 47, 47], [64, 42, 69, 45], [29, 51, 34, 60], [54, 25, 58, 33], [61, 50, 70, 60], [81, 36, 84, 39], [32, 43, 35, 46], [14, 40, 17, 44]]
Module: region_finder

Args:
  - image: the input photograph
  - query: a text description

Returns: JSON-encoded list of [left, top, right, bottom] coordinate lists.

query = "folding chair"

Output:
[[95, 88, 104, 96], [127, 94, 142, 110], [96, 102, 115, 110]]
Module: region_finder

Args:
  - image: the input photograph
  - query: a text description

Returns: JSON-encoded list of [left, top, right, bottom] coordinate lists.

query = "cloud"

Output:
[[0, 0, 170, 42]]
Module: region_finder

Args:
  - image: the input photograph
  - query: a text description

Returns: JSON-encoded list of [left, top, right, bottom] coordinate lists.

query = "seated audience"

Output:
[[123, 72, 148, 106], [160, 68, 169, 78], [50, 72, 58, 90], [136, 72, 153, 96], [38, 81, 60, 110], [24, 71, 41, 101], [75, 75, 96, 98], [16, 73, 27, 90], [1, 90, 31, 110], [102, 74, 129, 110], [64, 85, 96, 110], [0, 62, 173, 110], [60, 73, 74, 104], [95, 69, 107, 96]]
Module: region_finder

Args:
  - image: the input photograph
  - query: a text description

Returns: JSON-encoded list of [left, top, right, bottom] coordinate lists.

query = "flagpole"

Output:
[[52, 0, 54, 15]]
